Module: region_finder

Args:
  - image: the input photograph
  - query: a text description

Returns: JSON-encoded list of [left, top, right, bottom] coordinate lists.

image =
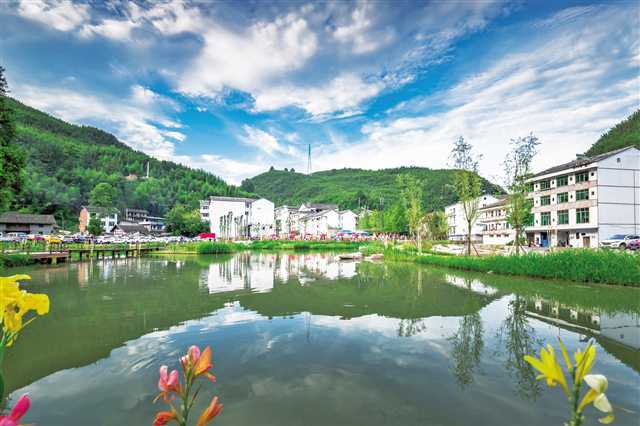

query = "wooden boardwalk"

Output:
[[27, 245, 163, 264]]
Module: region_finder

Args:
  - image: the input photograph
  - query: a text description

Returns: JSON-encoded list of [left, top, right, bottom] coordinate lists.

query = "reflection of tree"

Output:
[[449, 311, 484, 388], [398, 318, 427, 337], [495, 295, 541, 400]]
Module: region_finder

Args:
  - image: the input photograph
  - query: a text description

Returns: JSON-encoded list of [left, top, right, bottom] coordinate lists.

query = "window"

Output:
[[540, 195, 551, 206], [556, 175, 568, 187], [541, 212, 551, 226], [526, 183, 534, 192], [576, 189, 589, 200], [558, 210, 569, 225], [576, 208, 590, 224], [557, 192, 568, 203], [540, 180, 551, 190], [575, 172, 589, 183]]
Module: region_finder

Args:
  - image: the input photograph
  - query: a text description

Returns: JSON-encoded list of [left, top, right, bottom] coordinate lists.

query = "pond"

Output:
[[4, 252, 640, 426]]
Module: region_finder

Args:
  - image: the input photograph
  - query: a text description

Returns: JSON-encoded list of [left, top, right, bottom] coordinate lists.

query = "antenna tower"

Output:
[[307, 144, 312, 174]]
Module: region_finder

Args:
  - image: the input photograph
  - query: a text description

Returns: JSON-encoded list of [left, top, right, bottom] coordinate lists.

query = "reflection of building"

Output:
[[445, 275, 499, 296], [277, 203, 359, 239], [525, 146, 640, 248], [199, 253, 276, 294]]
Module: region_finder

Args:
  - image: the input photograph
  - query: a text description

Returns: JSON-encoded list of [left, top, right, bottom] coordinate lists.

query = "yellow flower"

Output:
[[574, 343, 596, 383], [524, 344, 570, 395], [1, 274, 49, 347], [579, 374, 614, 424]]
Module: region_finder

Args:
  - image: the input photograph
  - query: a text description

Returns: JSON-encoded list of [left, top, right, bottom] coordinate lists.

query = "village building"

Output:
[[125, 208, 149, 223], [338, 210, 358, 232], [478, 197, 515, 245], [445, 195, 501, 242], [275, 205, 299, 238], [0, 212, 57, 235], [199, 196, 275, 239], [139, 216, 166, 233], [524, 146, 640, 248], [111, 222, 150, 236], [78, 206, 118, 235]]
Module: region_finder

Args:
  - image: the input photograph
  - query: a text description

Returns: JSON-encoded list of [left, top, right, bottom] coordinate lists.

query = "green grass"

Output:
[[0, 253, 37, 269], [196, 242, 244, 254], [385, 248, 640, 286]]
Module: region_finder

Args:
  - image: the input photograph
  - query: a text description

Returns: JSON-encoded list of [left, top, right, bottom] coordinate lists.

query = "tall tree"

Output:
[[89, 182, 118, 208], [397, 174, 424, 244], [0, 66, 25, 211], [87, 215, 103, 236], [450, 137, 482, 256], [503, 133, 539, 254], [424, 210, 448, 241]]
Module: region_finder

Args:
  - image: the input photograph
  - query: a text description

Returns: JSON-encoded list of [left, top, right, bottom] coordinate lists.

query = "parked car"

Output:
[[626, 237, 640, 251], [600, 234, 640, 249], [44, 235, 63, 244]]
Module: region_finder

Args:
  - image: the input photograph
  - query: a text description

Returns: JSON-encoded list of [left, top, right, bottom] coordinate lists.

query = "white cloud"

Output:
[[176, 154, 267, 185], [332, 1, 394, 54], [17, 0, 89, 31], [253, 73, 383, 117], [14, 85, 185, 160], [177, 12, 317, 96], [312, 5, 640, 182], [241, 125, 283, 155]]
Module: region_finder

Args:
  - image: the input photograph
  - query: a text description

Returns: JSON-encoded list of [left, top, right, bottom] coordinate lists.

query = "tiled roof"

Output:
[[113, 222, 149, 234], [529, 146, 636, 178], [0, 212, 57, 225]]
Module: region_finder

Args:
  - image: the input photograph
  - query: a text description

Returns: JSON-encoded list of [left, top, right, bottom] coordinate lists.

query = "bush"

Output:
[[196, 242, 242, 254], [386, 248, 640, 286], [0, 253, 36, 269]]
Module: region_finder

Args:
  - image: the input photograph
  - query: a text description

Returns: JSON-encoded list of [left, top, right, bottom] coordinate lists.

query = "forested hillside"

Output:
[[242, 167, 504, 212], [586, 109, 639, 156], [8, 97, 248, 227]]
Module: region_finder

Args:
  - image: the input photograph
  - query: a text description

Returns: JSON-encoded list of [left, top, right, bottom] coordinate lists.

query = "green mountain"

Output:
[[241, 167, 504, 212], [586, 109, 639, 156], [8, 97, 248, 228]]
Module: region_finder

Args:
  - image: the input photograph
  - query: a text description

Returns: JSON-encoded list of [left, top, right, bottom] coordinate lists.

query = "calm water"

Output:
[[4, 253, 640, 426]]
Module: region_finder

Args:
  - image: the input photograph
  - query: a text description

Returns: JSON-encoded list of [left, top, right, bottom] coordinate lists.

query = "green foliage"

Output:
[[386, 249, 640, 286], [586, 110, 640, 156], [89, 182, 118, 208], [87, 215, 103, 236], [397, 174, 423, 238], [196, 242, 243, 254], [243, 166, 503, 213], [0, 253, 35, 269], [0, 68, 25, 212], [425, 211, 448, 240], [165, 204, 209, 237], [6, 97, 250, 227]]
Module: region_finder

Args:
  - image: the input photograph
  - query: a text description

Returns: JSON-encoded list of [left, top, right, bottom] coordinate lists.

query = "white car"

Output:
[[600, 234, 640, 249]]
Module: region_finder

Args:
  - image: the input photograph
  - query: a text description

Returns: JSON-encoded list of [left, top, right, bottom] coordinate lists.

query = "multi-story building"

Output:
[[78, 206, 118, 234], [200, 196, 275, 239], [525, 146, 640, 248], [140, 216, 166, 233], [445, 194, 501, 241], [124, 208, 149, 223], [274, 205, 299, 238], [478, 197, 515, 245]]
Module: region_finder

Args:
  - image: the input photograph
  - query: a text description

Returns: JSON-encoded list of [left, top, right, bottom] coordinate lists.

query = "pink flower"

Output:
[[155, 366, 180, 402], [0, 395, 30, 426]]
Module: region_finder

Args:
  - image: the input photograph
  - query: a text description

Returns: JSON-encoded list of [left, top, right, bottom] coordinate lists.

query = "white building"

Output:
[[478, 197, 515, 245], [300, 209, 341, 238], [445, 194, 501, 241], [275, 205, 299, 238], [200, 196, 275, 239], [339, 210, 358, 232], [525, 146, 640, 248], [78, 206, 118, 235]]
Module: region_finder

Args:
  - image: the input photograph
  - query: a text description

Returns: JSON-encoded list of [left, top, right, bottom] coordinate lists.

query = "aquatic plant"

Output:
[[0, 394, 30, 426], [0, 274, 49, 406], [525, 338, 614, 425], [153, 345, 223, 426]]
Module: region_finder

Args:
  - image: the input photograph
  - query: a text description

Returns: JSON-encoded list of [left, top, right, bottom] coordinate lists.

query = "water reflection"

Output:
[[6, 253, 640, 426]]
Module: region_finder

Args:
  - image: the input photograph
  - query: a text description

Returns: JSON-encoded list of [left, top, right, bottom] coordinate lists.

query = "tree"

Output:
[[504, 133, 539, 254], [425, 210, 448, 240], [89, 182, 118, 208], [397, 174, 424, 249], [450, 137, 482, 256], [166, 204, 209, 237], [87, 215, 103, 236], [0, 66, 25, 211], [240, 179, 255, 193]]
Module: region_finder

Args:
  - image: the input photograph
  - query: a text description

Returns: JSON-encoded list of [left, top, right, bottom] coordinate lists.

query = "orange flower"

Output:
[[193, 346, 216, 382], [153, 410, 177, 426], [196, 396, 223, 426]]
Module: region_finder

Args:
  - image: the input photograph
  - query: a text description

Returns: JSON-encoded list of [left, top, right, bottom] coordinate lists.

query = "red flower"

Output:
[[0, 395, 30, 426], [153, 410, 177, 426], [196, 396, 223, 426]]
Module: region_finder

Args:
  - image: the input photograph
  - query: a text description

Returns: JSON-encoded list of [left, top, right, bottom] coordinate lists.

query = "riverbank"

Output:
[[157, 240, 366, 254], [383, 247, 640, 286]]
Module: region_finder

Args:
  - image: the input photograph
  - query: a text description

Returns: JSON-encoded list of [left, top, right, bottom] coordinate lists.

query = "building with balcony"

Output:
[[478, 197, 515, 245], [445, 194, 501, 241], [524, 146, 639, 248]]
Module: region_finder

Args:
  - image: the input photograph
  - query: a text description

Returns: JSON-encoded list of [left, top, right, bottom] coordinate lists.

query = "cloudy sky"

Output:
[[1, 0, 638, 184]]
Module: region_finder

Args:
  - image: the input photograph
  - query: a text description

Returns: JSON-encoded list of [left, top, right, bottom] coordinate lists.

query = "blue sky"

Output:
[[1, 0, 638, 184]]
